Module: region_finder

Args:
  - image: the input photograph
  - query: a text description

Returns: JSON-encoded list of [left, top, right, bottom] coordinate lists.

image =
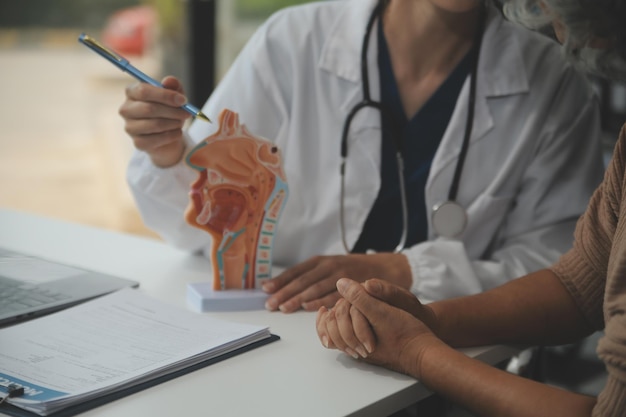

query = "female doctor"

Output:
[[120, 0, 603, 312]]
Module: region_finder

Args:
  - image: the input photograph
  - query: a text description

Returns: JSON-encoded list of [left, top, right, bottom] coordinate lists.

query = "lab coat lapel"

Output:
[[427, 6, 530, 194], [319, 0, 381, 118], [317, 0, 383, 249]]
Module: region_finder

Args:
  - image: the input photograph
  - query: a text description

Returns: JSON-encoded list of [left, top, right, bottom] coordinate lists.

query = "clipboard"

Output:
[[0, 334, 280, 417]]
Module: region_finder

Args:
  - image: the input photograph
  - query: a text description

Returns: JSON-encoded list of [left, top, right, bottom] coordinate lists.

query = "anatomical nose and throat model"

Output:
[[184, 109, 288, 296]]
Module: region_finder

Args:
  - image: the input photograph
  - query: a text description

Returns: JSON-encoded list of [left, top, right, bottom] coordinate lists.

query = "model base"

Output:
[[187, 283, 268, 312]]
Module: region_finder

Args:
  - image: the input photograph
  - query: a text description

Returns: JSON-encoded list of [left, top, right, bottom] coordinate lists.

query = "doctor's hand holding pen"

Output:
[[78, 33, 208, 168], [119, 76, 193, 168]]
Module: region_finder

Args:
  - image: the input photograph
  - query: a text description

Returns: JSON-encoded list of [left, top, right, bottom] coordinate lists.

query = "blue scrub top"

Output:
[[352, 19, 471, 253]]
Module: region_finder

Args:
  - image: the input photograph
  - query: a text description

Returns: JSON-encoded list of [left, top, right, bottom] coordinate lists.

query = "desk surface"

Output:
[[0, 208, 519, 417]]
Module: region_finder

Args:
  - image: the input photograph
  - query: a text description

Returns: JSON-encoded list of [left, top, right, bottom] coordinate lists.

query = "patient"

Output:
[[184, 109, 288, 290], [316, 1, 626, 415]]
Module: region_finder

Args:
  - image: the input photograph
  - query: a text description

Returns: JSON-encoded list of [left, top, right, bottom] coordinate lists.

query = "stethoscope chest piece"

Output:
[[432, 201, 467, 238]]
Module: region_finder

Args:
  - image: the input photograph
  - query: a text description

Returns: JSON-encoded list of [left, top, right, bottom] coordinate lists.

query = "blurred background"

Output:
[[0, 0, 625, 240], [0, 0, 311, 238]]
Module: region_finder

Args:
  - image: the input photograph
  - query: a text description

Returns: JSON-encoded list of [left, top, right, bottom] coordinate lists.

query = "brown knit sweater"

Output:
[[551, 124, 626, 416]]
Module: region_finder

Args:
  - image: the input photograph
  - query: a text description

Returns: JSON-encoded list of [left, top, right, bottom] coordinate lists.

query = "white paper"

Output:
[[0, 288, 271, 415]]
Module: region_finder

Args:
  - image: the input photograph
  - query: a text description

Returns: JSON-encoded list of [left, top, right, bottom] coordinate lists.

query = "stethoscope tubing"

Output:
[[340, 2, 486, 252], [341, 2, 404, 253]]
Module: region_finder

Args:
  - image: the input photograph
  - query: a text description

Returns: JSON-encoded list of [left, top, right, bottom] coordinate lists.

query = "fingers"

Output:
[[332, 300, 363, 358], [325, 304, 350, 353], [124, 117, 186, 142], [161, 75, 185, 94], [264, 257, 337, 313], [262, 258, 317, 294], [121, 101, 188, 164], [119, 77, 192, 168], [316, 300, 375, 359], [350, 305, 375, 355], [362, 279, 437, 329], [363, 278, 423, 317], [121, 98, 191, 122], [266, 277, 337, 312], [301, 291, 340, 312], [125, 77, 187, 108], [316, 306, 336, 349], [336, 278, 389, 328], [120, 80, 190, 135]]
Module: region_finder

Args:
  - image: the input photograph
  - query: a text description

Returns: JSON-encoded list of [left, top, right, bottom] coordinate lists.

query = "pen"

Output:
[[78, 33, 211, 123]]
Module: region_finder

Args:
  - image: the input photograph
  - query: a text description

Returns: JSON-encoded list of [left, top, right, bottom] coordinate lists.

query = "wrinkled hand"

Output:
[[119, 76, 192, 167], [262, 253, 411, 313], [316, 278, 443, 378]]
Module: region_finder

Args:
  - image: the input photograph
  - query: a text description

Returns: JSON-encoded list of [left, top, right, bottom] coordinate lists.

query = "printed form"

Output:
[[0, 288, 271, 416]]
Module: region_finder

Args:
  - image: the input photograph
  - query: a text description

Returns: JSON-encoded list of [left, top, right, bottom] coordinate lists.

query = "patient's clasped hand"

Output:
[[184, 109, 288, 290]]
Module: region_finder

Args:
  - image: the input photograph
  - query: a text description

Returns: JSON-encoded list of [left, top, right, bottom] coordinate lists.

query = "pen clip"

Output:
[[78, 33, 127, 64]]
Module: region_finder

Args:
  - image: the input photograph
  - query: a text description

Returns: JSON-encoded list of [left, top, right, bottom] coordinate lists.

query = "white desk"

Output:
[[0, 208, 519, 417]]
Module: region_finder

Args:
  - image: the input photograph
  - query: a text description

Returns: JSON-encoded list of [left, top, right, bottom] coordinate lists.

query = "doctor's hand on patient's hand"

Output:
[[316, 278, 443, 378], [119, 75, 192, 168], [262, 253, 412, 313]]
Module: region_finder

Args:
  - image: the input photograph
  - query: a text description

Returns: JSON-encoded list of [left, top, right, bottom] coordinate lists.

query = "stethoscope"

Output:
[[339, 2, 486, 253]]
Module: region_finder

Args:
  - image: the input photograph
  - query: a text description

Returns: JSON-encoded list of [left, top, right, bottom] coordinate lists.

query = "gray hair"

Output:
[[502, 0, 626, 81]]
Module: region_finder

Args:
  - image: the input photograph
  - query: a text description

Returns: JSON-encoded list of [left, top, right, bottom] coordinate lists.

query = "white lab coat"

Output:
[[127, 0, 604, 302]]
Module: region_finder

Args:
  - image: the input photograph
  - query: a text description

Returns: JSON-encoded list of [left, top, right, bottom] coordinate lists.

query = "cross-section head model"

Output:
[[185, 109, 288, 290]]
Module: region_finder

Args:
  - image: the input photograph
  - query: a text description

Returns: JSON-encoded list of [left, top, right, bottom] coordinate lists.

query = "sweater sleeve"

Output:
[[594, 126, 626, 415], [594, 317, 626, 417], [550, 126, 625, 329], [551, 125, 626, 416]]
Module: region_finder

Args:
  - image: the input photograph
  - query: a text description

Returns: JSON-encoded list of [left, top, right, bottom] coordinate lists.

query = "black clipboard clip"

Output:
[[0, 383, 25, 406]]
